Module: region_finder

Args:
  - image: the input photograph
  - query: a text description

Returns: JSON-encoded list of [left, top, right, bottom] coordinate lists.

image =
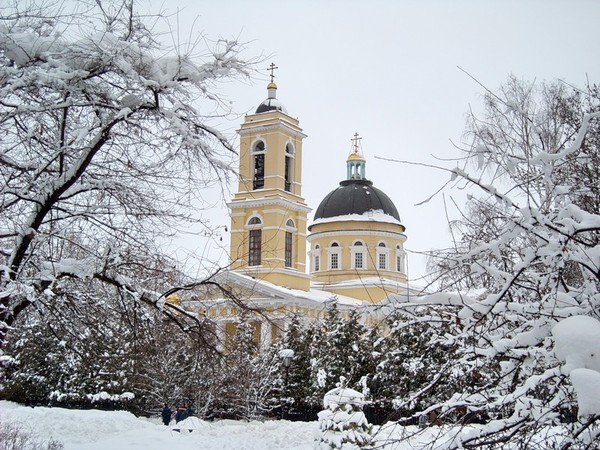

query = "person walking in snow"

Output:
[[175, 403, 188, 423], [161, 404, 172, 426]]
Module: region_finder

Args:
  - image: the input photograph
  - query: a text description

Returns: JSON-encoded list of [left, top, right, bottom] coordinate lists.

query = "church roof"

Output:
[[255, 80, 287, 114], [255, 97, 287, 114], [313, 178, 401, 222], [210, 270, 365, 307]]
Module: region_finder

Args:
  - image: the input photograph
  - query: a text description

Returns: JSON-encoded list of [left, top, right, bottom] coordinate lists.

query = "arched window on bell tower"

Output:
[[284, 218, 295, 268], [252, 140, 265, 190], [229, 70, 310, 291], [247, 216, 262, 266], [285, 143, 294, 192]]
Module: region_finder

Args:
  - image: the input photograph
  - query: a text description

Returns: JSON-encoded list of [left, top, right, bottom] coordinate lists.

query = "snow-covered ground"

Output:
[[0, 400, 460, 449], [1, 401, 321, 450], [0, 400, 584, 449]]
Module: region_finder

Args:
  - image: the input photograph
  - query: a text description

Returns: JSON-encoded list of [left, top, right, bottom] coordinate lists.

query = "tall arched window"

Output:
[[396, 245, 406, 273], [377, 241, 388, 271], [351, 240, 366, 270], [284, 143, 294, 192], [329, 242, 341, 270], [285, 219, 295, 268], [252, 141, 265, 190], [313, 244, 321, 272], [247, 216, 262, 266]]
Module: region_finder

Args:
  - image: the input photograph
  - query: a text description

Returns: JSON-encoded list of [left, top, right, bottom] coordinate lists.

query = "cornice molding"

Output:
[[228, 197, 312, 214], [238, 122, 307, 139], [236, 267, 312, 280], [307, 229, 407, 242]]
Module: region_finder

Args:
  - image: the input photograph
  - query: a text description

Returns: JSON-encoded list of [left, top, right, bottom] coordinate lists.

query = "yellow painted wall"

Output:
[[236, 111, 305, 196], [307, 219, 408, 301], [229, 205, 308, 270], [228, 105, 310, 291], [315, 284, 399, 304]]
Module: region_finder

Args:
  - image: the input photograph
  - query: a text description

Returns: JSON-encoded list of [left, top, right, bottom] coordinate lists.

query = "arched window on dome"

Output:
[[313, 244, 321, 272], [252, 140, 265, 190], [351, 240, 366, 270], [285, 143, 294, 192], [285, 219, 295, 268], [247, 216, 262, 266], [377, 241, 389, 271], [396, 244, 406, 274], [328, 241, 341, 270]]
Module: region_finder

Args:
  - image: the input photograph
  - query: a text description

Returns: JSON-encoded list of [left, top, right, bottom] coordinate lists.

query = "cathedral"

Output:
[[186, 73, 420, 345]]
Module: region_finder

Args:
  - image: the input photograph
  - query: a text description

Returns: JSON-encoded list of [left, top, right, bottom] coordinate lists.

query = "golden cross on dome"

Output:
[[267, 63, 279, 83], [351, 132, 362, 152]]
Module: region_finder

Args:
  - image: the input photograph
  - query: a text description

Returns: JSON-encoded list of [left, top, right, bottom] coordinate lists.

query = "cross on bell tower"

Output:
[[228, 65, 311, 291], [267, 63, 279, 83]]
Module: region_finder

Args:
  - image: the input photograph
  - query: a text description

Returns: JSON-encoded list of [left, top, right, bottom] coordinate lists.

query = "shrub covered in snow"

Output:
[[317, 377, 373, 449], [424, 78, 600, 448], [553, 315, 600, 419]]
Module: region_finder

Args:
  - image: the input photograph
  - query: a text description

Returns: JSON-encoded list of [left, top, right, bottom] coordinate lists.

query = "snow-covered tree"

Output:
[[372, 307, 467, 421], [1, 282, 216, 414], [208, 317, 280, 420], [417, 78, 600, 448], [280, 314, 315, 414], [309, 303, 376, 406], [128, 316, 217, 415], [0, 0, 254, 352], [552, 315, 600, 421], [317, 376, 373, 449]]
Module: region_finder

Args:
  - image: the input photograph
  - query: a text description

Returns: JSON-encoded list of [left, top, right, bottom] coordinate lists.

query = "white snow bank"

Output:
[[570, 368, 600, 418], [553, 315, 600, 418], [169, 416, 203, 434], [0, 401, 591, 449], [552, 315, 600, 373], [0, 401, 156, 446], [0, 401, 318, 450]]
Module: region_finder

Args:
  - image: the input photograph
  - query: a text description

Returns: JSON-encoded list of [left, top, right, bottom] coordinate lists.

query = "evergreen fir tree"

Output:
[[281, 314, 316, 413], [317, 376, 373, 449], [371, 308, 481, 423], [211, 317, 279, 420], [309, 303, 377, 406]]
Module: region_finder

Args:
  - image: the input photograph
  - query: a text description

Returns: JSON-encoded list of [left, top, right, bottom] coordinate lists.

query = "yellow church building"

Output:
[[184, 74, 421, 346]]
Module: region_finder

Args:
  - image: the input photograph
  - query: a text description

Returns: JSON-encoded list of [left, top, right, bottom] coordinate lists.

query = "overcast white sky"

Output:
[[157, 0, 600, 283]]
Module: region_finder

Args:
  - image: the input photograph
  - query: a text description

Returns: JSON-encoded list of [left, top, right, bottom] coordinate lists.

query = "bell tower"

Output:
[[228, 65, 311, 290]]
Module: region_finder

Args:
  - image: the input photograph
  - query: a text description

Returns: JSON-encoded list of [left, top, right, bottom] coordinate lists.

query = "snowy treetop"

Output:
[[0, 24, 242, 88], [323, 386, 365, 409]]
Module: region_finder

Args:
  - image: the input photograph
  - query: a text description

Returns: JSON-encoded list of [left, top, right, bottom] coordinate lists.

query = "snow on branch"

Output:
[[423, 78, 600, 448], [0, 1, 256, 352]]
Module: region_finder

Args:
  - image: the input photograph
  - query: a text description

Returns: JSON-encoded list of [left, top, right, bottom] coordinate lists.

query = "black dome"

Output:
[[255, 98, 287, 114], [313, 179, 401, 222]]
